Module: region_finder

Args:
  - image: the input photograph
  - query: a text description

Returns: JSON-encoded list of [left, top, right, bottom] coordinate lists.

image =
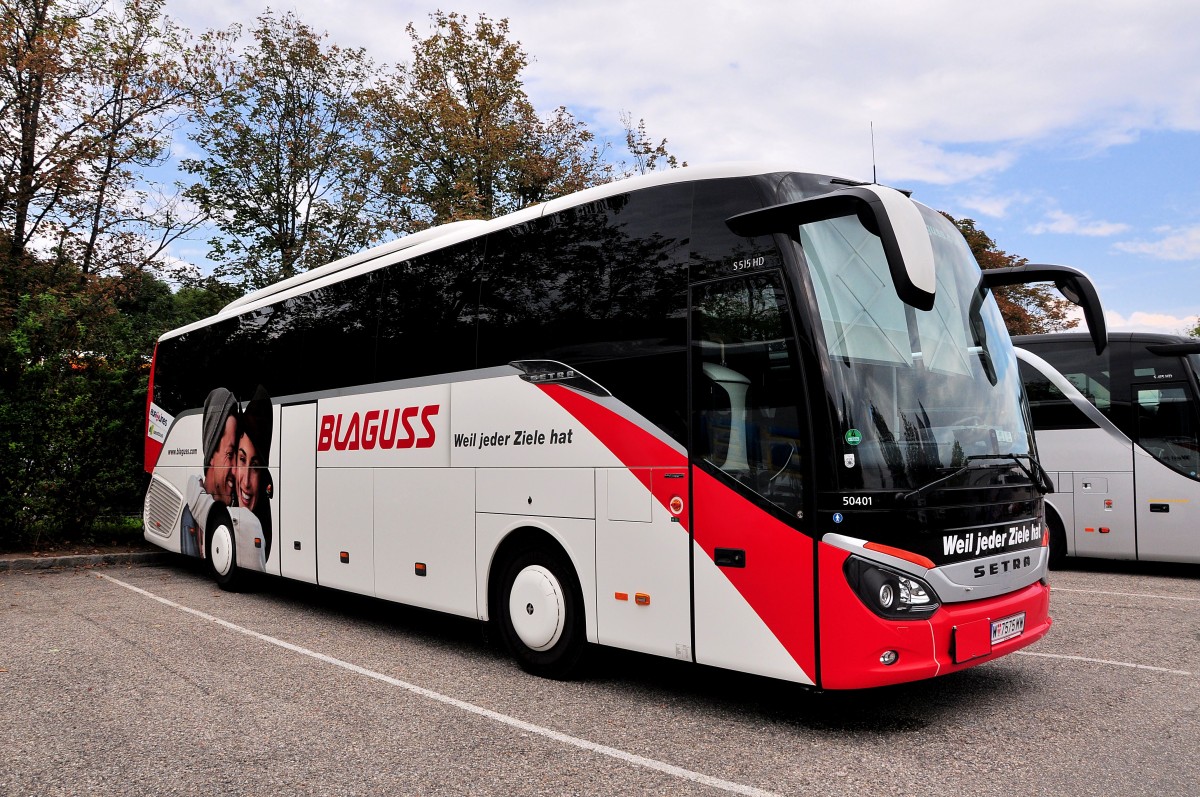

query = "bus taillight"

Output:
[[144, 343, 160, 473]]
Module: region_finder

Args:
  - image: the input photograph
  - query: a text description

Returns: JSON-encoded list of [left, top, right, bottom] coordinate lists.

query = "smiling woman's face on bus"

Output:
[[236, 433, 263, 512]]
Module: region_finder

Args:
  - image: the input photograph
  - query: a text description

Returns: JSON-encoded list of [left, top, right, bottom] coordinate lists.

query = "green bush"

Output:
[[0, 265, 235, 552]]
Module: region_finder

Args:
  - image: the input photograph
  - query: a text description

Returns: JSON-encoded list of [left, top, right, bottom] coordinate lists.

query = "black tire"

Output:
[[495, 547, 586, 679], [1047, 513, 1068, 570], [205, 504, 243, 591]]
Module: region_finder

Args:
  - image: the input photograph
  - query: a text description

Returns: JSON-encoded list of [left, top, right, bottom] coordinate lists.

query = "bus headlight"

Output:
[[844, 555, 940, 619]]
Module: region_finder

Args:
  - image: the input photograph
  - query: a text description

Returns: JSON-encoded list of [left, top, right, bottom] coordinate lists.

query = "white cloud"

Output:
[[1105, 309, 1199, 335], [162, 0, 1200, 180], [958, 192, 1025, 219], [1059, 305, 1198, 335], [1114, 225, 1200, 261], [1027, 209, 1130, 237]]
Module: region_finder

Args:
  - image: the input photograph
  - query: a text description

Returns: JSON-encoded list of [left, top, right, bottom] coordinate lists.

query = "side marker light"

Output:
[[863, 541, 935, 570]]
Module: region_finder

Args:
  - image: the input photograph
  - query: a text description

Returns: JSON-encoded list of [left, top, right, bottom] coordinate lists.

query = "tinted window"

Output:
[[264, 273, 379, 397], [1130, 346, 1187, 382], [1130, 345, 1200, 479], [477, 186, 692, 444], [1017, 359, 1098, 430], [1136, 385, 1200, 480], [377, 240, 483, 381], [1020, 341, 1114, 414], [692, 272, 806, 517], [155, 273, 380, 413], [689, 178, 780, 282], [154, 317, 241, 412]]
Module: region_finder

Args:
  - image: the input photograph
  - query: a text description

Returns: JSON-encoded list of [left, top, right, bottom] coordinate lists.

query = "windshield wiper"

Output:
[[1005, 453, 1056, 495], [897, 453, 1054, 505]]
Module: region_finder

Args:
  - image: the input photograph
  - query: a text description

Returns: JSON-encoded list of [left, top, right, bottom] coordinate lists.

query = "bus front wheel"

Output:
[[496, 548, 586, 679]]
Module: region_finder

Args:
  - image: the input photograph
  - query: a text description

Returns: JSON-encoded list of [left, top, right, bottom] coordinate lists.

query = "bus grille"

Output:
[[144, 475, 182, 538]]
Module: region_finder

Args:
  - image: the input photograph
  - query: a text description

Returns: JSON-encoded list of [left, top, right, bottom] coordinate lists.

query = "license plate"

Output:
[[991, 612, 1025, 644]]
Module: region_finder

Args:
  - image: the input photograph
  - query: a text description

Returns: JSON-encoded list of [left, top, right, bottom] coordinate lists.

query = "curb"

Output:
[[0, 551, 171, 573]]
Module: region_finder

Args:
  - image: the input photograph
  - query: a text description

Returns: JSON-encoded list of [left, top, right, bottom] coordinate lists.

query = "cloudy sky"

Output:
[[164, 0, 1200, 334]]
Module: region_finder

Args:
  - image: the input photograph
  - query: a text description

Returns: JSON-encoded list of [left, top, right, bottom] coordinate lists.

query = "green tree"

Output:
[[183, 10, 399, 291], [618, 111, 686, 176], [951, 216, 1077, 335], [366, 11, 609, 226], [0, 261, 229, 550], [0, 0, 201, 276]]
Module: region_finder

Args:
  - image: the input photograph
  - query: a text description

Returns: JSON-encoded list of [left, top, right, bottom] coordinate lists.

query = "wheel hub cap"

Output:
[[509, 565, 565, 651]]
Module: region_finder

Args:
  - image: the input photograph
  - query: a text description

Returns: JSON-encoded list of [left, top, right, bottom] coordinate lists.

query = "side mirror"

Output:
[[726, 184, 936, 311], [974, 264, 1108, 355]]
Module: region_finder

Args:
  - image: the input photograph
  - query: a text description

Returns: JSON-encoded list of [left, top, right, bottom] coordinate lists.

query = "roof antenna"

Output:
[[870, 121, 877, 184]]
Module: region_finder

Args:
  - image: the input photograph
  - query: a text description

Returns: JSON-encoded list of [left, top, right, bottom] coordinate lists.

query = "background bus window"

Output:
[[1019, 339, 1118, 426], [691, 273, 805, 517], [1017, 359, 1099, 430], [1135, 385, 1200, 480]]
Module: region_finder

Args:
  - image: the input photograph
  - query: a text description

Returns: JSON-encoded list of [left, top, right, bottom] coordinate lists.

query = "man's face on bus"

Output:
[[235, 433, 263, 513], [205, 414, 238, 505]]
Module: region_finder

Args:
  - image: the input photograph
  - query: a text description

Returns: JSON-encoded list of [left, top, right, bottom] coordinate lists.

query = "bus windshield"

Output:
[[798, 205, 1033, 493]]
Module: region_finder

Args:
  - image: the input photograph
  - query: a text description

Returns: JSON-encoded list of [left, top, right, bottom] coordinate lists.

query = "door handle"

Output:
[[714, 548, 746, 568]]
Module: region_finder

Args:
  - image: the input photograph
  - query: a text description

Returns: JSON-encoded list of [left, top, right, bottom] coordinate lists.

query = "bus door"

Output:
[[1132, 381, 1200, 561], [278, 401, 318, 583], [688, 272, 817, 683]]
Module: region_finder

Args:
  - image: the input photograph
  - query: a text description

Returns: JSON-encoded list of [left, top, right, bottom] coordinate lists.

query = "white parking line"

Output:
[[1052, 587, 1200, 602], [1016, 650, 1191, 677], [98, 573, 778, 797]]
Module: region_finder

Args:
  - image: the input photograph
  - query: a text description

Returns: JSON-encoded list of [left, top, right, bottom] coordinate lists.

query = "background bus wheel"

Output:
[[206, 506, 242, 591], [497, 548, 586, 679], [1047, 514, 1067, 570]]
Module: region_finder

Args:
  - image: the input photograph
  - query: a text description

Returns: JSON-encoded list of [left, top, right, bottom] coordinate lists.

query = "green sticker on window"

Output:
[[845, 429, 862, 446]]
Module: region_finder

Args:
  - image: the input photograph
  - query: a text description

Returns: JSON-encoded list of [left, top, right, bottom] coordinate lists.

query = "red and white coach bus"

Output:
[[141, 164, 1102, 689]]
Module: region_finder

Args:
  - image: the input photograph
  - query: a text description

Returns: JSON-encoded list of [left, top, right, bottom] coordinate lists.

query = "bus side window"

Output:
[[377, 241, 482, 381], [267, 272, 380, 397], [1021, 339, 1124, 431], [477, 185, 692, 446], [691, 274, 805, 516], [1135, 386, 1200, 479], [1017, 359, 1098, 430]]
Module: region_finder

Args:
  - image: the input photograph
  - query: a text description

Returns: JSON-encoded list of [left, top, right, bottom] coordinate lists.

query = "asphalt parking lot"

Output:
[[1, 557, 1197, 796]]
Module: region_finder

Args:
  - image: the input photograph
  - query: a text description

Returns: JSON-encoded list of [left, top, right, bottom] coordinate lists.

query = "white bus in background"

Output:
[[141, 163, 1106, 690], [1014, 332, 1200, 565]]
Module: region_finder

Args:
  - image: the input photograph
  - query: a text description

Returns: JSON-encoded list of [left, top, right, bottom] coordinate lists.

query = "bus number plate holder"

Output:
[[952, 619, 992, 663]]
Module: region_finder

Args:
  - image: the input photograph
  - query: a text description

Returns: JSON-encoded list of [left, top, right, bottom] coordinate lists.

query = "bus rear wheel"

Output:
[[206, 506, 243, 591], [496, 548, 586, 679]]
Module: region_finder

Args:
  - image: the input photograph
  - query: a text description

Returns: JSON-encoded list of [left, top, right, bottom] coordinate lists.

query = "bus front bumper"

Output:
[[819, 543, 1052, 689]]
